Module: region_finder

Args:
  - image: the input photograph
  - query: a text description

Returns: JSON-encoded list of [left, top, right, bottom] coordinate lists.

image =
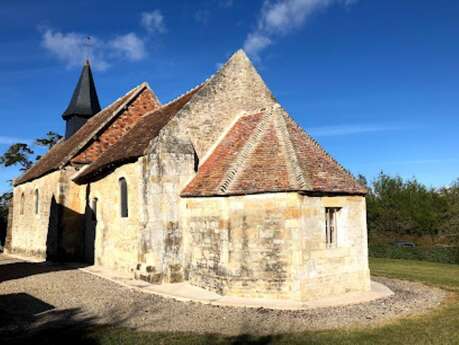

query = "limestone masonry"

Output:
[[6, 50, 370, 301]]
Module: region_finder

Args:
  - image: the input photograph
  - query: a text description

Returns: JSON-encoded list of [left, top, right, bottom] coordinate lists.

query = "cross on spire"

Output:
[[83, 36, 92, 65]]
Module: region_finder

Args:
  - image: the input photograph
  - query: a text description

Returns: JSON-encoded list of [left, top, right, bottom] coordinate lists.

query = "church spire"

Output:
[[62, 60, 101, 139]]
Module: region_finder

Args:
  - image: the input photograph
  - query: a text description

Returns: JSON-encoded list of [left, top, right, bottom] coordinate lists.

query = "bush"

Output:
[[369, 244, 459, 264]]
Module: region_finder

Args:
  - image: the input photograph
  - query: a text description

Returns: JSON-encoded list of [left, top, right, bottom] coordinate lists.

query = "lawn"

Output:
[[7, 258, 459, 345]]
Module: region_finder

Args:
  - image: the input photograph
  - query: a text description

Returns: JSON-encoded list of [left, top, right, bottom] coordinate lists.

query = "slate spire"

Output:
[[62, 60, 101, 139]]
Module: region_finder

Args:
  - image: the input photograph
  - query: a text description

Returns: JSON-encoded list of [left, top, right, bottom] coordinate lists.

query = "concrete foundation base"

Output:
[[82, 265, 393, 310]]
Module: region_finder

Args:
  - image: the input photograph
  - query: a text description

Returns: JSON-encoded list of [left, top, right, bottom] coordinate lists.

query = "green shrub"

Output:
[[369, 244, 459, 264]]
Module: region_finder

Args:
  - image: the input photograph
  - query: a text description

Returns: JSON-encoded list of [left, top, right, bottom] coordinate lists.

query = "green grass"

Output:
[[370, 257, 459, 291], [82, 258, 459, 345], [8, 259, 459, 345]]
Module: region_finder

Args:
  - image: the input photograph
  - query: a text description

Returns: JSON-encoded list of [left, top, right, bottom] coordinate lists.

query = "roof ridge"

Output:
[[142, 81, 161, 107], [198, 107, 269, 168], [273, 108, 309, 190], [218, 110, 273, 194], [284, 111, 359, 185], [164, 50, 243, 118], [161, 81, 206, 109], [58, 83, 147, 169], [158, 56, 230, 111]]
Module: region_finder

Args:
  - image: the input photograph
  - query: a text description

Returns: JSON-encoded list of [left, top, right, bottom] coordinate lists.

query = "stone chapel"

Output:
[[6, 50, 370, 301]]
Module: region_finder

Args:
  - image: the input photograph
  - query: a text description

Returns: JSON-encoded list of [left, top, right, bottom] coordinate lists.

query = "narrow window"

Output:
[[20, 192, 25, 215], [119, 178, 128, 218], [91, 197, 98, 221], [193, 149, 199, 173], [325, 207, 340, 248], [34, 189, 39, 215]]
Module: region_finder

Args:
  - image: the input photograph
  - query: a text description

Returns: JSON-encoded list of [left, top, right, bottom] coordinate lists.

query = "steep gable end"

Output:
[[73, 84, 204, 184], [14, 83, 159, 186], [167, 50, 279, 161], [71, 86, 160, 164]]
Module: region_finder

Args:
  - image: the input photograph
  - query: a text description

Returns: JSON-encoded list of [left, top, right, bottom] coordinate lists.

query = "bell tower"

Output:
[[62, 60, 101, 139]]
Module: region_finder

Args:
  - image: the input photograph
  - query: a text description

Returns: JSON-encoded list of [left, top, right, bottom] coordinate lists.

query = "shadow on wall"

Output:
[[0, 218, 6, 250], [44, 195, 96, 264]]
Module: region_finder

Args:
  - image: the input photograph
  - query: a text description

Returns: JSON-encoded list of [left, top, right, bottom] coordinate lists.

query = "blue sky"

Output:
[[1, 0, 458, 193]]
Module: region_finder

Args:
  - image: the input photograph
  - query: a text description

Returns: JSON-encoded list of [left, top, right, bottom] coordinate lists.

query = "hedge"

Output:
[[369, 244, 459, 264]]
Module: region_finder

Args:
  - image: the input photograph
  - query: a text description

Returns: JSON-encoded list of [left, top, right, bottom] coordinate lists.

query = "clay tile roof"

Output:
[[73, 84, 204, 184], [14, 84, 147, 186], [181, 106, 367, 197]]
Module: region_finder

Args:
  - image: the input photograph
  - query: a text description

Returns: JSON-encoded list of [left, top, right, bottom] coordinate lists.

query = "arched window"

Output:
[[91, 197, 98, 221], [20, 192, 25, 215], [119, 178, 128, 218], [34, 189, 39, 215], [193, 149, 199, 173]]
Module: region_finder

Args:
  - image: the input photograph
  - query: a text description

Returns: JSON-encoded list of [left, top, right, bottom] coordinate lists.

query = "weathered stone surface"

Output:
[[7, 168, 86, 261], [87, 161, 144, 272], [183, 193, 370, 301], [6, 50, 370, 303]]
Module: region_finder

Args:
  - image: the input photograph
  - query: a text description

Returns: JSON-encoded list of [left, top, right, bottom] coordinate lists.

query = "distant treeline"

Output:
[[362, 173, 459, 264], [362, 173, 459, 240]]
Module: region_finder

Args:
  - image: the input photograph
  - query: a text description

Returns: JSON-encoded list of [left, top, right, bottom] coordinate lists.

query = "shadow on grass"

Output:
[[0, 307, 102, 345], [0, 293, 121, 345]]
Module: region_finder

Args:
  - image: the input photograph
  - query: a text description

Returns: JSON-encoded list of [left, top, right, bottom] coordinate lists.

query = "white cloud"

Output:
[[42, 29, 110, 71], [307, 124, 402, 137], [41, 28, 147, 71], [243, 32, 272, 59], [110, 33, 146, 61], [141, 10, 166, 34], [244, 0, 357, 59]]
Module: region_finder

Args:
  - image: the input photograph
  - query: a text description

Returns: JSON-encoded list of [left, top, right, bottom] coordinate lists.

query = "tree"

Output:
[[367, 172, 457, 244], [0, 132, 63, 246], [34, 131, 62, 161], [0, 132, 62, 170], [0, 143, 34, 171], [34, 131, 62, 149]]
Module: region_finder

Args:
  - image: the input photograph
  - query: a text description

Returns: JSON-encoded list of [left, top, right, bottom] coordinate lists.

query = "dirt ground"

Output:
[[0, 255, 447, 337]]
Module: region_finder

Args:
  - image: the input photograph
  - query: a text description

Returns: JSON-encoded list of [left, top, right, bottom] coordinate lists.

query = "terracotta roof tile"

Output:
[[73, 84, 204, 184], [181, 106, 367, 197], [14, 84, 153, 186], [182, 112, 265, 195]]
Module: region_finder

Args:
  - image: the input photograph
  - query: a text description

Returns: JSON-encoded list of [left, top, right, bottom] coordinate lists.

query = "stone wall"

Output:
[[136, 137, 196, 283], [298, 195, 370, 300], [134, 50, 282, 284], [183, 193, 370, 301], [4, 200, 14, 252], [7, 167, 86, 260], [165, 50, 279, 161], [88, 161, 145, 273], [184, 193, 299, 299]]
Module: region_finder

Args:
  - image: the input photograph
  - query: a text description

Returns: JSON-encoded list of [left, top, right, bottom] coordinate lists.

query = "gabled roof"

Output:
[[181, 105, 367, 197], [73, 84, 204, 184], [62, 61, 101, 119], [14, 83, 152, 186]]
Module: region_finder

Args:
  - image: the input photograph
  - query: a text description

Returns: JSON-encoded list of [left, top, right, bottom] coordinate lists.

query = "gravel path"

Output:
[[0, 255, 448, 336]]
